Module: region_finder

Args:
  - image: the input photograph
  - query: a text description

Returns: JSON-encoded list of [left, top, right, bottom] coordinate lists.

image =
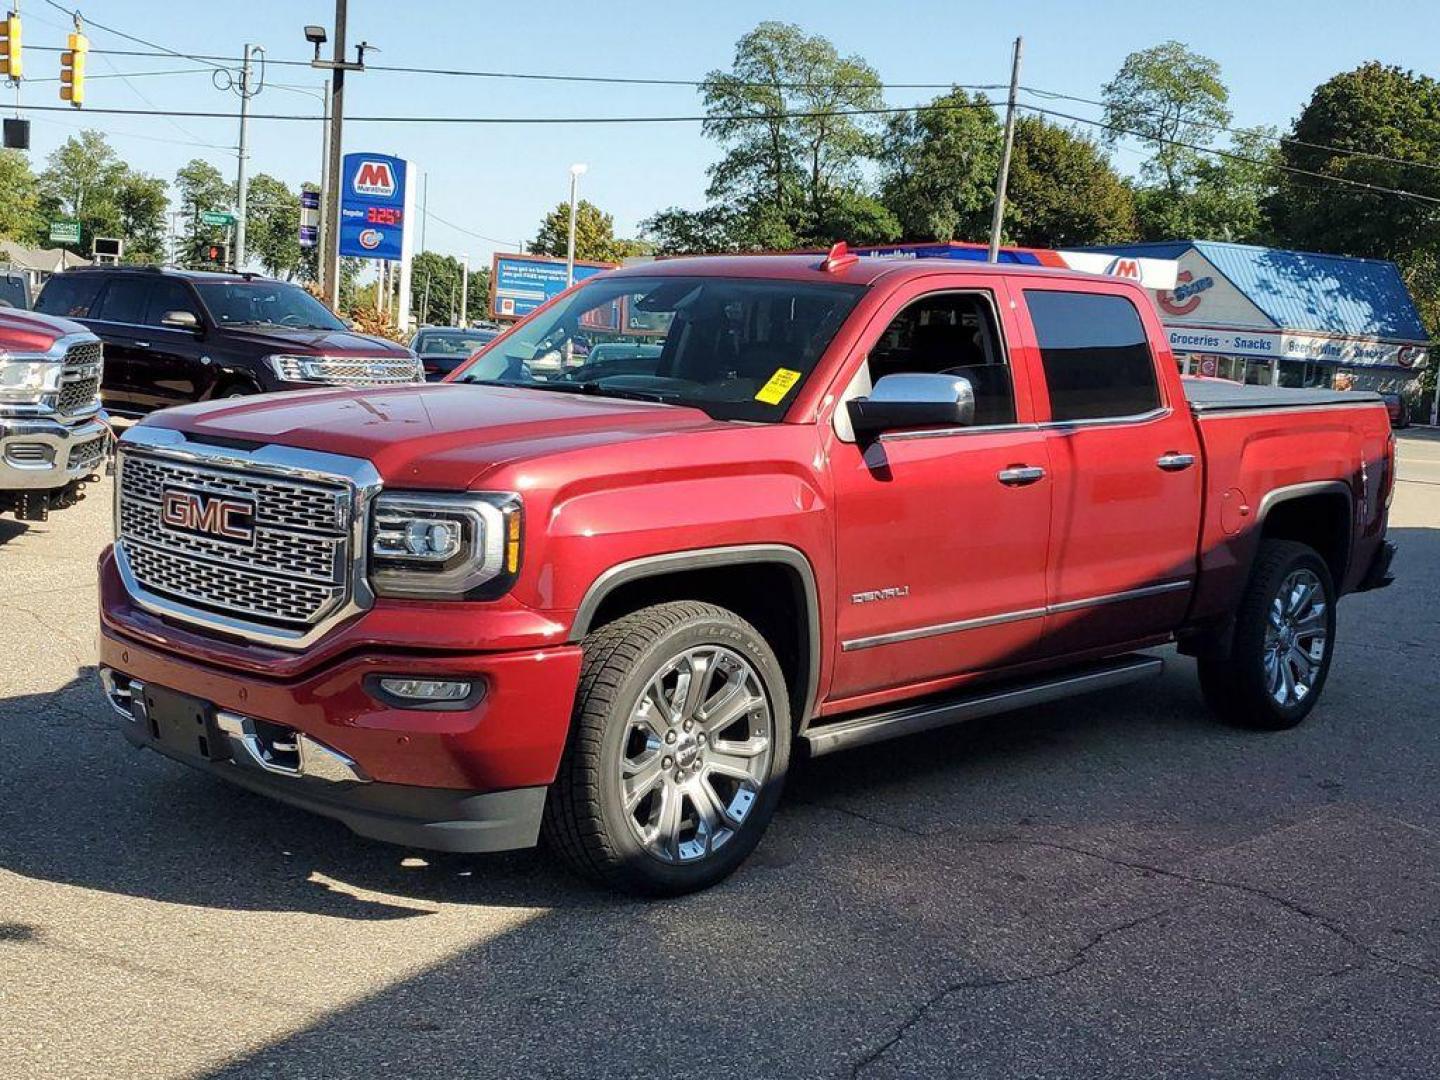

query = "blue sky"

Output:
[[12, 0, 1440, 267]]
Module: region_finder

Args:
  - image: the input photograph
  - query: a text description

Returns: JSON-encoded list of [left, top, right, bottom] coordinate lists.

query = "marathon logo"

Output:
[[352, 160, 396, 198], [160, 487, 256, 547]]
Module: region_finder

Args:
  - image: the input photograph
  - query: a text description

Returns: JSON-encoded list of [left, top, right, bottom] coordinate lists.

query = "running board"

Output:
[[803, 654, 1164, 757]]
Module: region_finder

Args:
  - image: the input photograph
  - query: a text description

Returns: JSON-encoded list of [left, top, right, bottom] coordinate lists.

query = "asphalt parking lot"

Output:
[[2, 430, 1438, 1080]]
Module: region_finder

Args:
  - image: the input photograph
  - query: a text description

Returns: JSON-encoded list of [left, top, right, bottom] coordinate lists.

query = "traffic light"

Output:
[[0, 10, 21, 81], [60, 28, 87, 107]]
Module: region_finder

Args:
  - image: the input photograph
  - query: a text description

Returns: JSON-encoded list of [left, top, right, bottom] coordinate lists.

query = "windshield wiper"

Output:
[[463, 378, 677, 405]]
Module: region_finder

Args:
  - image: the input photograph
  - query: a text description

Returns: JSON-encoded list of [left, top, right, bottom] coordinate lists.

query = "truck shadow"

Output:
[[0, 518, 28, 546]]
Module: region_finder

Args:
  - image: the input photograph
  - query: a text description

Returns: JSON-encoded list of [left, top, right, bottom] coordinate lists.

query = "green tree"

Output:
[[114, 171, 169, 263], [36, 130, 126, 253], [1266, 63, 1440, 260], [530, 200, 648, 263], [879, 88, 1002, 241], [409, 251, 490, 325], [1136, 126, 1278, 242], [174, 158, 233, 265], [1102, 41, 1232, 195], [1004, 116, 1138, 247], [700, 21, 885, 244], [244, 173, 304, 279], [0, 149, 40, 242]]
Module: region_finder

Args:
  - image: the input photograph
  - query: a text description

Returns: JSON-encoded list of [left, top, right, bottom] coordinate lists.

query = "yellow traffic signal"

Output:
[[0, 11, 21, 81], [60, 29, 87, 107]]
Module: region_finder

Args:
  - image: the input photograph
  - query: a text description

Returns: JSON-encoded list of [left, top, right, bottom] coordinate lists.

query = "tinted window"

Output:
[[35, 274, 105, 318], [93, 278, 152, 324], [1025, 290, 1160, 421], [144, 279, 200, 326], [193, 281, 346, 331]]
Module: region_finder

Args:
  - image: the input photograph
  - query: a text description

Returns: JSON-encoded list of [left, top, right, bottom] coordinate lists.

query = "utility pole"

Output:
[[322, 5, 346, 308], [459, 253, 469, 327], [234, 43, 255, 270], [316, 76, 330, 274], [987, 36, 1023, 264], [566, 162, 587, 286]]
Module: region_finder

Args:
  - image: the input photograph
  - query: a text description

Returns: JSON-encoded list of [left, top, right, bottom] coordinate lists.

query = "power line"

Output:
[[39, 0, 232, 71], [25, 66, 217, 84], [7, 99, 1006, 124], [1021, 84, 1440, 174], [419, 205, 524, 250], [1020, 102, 1440, 207]]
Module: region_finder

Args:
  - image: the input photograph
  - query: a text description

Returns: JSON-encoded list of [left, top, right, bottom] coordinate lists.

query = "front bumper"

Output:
[[102, 667, 548, 851], [0, 413, 110, 492]]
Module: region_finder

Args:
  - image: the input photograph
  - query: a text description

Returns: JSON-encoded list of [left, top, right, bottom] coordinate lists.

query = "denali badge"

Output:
[[851, 585, 910, 604], [160, 487, 257, 547]]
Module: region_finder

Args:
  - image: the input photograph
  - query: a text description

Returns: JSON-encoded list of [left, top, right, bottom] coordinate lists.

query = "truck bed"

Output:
[[1182, 377, 1382, 414]]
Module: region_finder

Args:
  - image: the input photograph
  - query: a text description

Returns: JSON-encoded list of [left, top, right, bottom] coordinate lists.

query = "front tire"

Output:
[[543, 601, 790, 896], [1198, 539, 1336, 730]]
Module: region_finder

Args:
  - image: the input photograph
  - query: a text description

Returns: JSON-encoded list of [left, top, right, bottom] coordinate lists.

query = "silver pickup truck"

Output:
[[0, 306, 110, 523]]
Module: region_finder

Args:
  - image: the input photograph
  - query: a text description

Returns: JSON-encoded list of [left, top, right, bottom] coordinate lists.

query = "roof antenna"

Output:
[[820, 241, 859, 273]]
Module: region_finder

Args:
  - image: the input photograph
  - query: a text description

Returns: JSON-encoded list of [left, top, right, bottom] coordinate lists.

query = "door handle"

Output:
[[1156, 453, 1196, 472], [997, 465, 1046, 486], [133, 341, 151, 349]]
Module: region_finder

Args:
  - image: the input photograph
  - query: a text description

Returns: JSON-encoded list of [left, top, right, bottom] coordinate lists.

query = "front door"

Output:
[[826, 282, 1052, 705]]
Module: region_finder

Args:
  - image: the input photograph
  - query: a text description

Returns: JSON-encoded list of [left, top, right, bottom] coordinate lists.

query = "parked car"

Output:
[[409, 325, 500, 381], [1381, 392, 1410, 429], [1, 269, 30, 310], [35, 267, 422, 417], [0, 306, 109, 522], [98, 248, 1396, 896]]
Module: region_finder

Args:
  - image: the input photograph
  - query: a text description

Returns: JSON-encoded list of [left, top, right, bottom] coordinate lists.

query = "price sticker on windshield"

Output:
[[755, 368, 802, 405]]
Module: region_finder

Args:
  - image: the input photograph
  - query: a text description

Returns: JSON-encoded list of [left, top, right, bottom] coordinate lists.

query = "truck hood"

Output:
[[141, 383, 731, 489], [217, 325, 412, 357], [0, 307, 91, 352]]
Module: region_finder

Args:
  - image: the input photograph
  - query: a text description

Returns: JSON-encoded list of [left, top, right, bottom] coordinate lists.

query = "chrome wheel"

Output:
[[617, 645, 773, 864], [1263, 568, 1328, 708]]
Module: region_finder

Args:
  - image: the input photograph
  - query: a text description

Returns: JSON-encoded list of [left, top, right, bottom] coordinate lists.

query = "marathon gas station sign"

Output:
[[339, 153, 414, 262]]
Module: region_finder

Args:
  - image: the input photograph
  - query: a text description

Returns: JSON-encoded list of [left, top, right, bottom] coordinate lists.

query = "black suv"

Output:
[[34, 267, 421, 416]]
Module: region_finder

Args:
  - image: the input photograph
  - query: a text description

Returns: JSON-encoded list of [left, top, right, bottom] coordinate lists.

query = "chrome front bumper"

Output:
[[0, 413, 111, 492]]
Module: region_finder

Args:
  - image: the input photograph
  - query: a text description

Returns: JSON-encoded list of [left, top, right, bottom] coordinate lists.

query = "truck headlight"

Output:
[[368, 492, 522, 600], [266, 354, 328, 384], [0, 355, 60, 404]]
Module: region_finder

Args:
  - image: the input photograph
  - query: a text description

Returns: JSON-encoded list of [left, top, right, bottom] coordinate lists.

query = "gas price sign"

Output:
[[338, 153, 412, 261]]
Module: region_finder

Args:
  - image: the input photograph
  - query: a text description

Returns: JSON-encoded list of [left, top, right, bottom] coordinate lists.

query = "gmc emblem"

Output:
[[160, 487, 256, 547]]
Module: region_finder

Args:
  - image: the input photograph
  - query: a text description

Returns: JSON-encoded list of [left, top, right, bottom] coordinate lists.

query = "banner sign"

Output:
[[1168, 326, 1428, 369], [490, 253, 611, 320], [298, 190, 319, 249], [339, 153, 410, 261]]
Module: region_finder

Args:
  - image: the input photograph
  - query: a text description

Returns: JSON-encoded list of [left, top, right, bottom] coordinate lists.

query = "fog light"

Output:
[[378, 677, 473, 703]]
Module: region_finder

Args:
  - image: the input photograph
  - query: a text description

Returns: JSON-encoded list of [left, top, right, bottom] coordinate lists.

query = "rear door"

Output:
[[826, 276, 1053, 704], [1013, 286, 1202, 655]]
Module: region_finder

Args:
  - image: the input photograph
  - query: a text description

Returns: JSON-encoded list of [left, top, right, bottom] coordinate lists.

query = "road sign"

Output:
[[339, 153, 410, 261], [48, 220, 81, 244], [200, 210, 236, 227]]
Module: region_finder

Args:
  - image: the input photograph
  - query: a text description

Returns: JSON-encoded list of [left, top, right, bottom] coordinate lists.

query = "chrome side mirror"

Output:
[[161, 310, 200, 331], [847, 373, 975, 438]]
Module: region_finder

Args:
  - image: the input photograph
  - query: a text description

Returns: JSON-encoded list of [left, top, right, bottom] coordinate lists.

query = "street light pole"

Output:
[[323, 4, 346, 309], [565, 162, 587, 287], [317, 77, 330, 275]]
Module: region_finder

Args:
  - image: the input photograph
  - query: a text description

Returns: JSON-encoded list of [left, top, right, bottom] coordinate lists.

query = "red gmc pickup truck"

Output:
[[97, 249, 1397, 895]]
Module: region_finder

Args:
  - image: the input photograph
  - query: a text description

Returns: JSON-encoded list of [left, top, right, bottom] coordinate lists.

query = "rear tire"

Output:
[[1198, 539, 1336, 730], [543, 601, 791, 896]]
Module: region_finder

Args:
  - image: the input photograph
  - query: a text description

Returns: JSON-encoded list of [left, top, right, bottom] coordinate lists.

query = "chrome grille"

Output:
[[117, 449, 354, 630], [312, 355, 423, 386], [67, 436, 107, 474], [58, 339, 104, 416]]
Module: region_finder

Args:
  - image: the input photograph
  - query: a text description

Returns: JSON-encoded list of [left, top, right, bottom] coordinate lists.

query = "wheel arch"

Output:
[[569, 545, 821, 730], [1256, 480, 1353, 588]]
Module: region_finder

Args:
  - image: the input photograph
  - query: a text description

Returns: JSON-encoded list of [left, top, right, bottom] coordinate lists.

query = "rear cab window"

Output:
[[35, 274, 105, 319], [1023, 289, 1161, 422]]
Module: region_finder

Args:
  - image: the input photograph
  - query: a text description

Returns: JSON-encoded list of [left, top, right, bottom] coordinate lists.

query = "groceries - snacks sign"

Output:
[[339, 153, 410, 261]]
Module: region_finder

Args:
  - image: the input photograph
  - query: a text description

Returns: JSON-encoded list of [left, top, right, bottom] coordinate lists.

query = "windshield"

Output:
[[414, 329, 498, 355], [193, 281, 347, 331], [452, 275, 865, 422]]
